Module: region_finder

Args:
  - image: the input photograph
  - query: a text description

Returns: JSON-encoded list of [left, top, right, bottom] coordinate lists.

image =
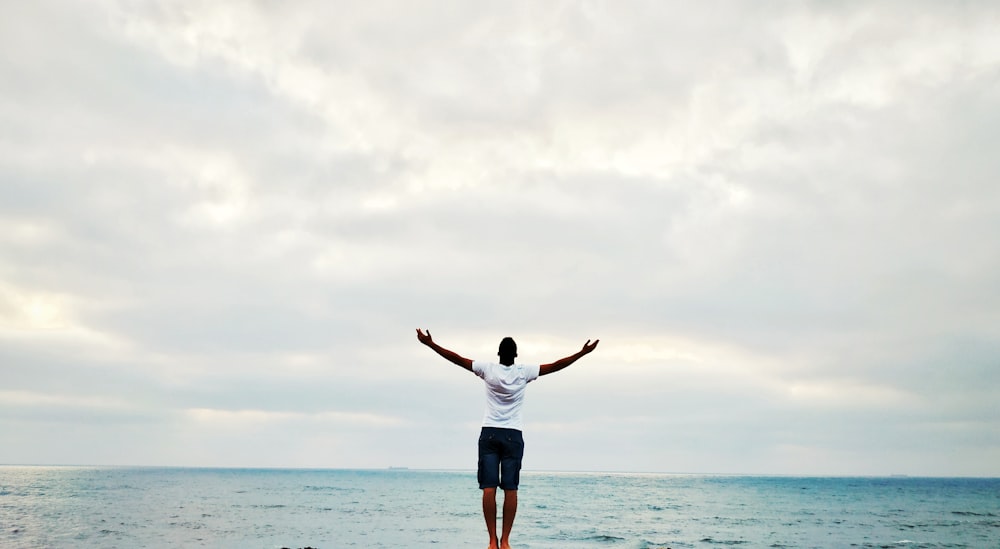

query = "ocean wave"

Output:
[[952, 510, 997, 517]]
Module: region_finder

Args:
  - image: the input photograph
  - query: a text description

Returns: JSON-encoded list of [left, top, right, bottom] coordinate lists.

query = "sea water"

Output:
[[1, 467, 998, 548]]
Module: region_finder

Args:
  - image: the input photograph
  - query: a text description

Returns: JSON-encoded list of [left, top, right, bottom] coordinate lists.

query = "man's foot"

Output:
[[487, 536, 499, 549], [499, 538, 512, 549]]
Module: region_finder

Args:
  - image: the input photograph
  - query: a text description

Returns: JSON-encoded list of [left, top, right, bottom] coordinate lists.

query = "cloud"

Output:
[[1, 0, 999, 475]]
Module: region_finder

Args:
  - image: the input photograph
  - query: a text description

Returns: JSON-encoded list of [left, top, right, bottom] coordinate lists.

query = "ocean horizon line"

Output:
[[2, 463, 996, 479]]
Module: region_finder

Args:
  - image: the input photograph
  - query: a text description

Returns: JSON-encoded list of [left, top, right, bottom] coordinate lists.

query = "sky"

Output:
[[2, 1, 999, 476]]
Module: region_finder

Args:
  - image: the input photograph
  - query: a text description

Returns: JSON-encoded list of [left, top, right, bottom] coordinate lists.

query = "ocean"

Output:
[[1, 467, 998, 548]]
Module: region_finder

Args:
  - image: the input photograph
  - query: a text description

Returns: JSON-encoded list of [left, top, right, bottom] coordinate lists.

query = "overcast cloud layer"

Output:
[[2, 1, 999, 476]]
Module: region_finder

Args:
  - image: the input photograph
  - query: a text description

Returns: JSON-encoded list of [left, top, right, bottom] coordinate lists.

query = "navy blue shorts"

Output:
[[478, 427, 524, 490]]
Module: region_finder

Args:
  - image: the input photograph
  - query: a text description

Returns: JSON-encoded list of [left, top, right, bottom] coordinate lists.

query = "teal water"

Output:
[[1, 467, 998, 548]]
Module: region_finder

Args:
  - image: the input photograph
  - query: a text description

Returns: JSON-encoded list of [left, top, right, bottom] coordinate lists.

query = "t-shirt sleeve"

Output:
[[471, 360, 487, 379], [525, 364, 540, 382]]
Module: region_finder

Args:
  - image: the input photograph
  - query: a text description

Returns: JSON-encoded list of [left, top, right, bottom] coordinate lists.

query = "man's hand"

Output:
[[540, 338, 600, 376], [415, 328, 473, 371]]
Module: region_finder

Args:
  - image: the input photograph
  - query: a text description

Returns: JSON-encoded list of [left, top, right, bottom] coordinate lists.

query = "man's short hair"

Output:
[[498, 337, 517, 359]]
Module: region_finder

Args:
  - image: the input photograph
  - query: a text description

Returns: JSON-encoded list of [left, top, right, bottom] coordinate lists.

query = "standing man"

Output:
[[416, 328, 599, 549]]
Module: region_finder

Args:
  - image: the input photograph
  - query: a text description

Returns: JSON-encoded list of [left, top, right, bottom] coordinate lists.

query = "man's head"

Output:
[[498, 337, 517, 365]]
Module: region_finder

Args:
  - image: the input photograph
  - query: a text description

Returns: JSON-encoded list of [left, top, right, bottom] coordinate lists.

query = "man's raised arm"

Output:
[[416, 328, 474, 372], [539, 339, 599, 376]]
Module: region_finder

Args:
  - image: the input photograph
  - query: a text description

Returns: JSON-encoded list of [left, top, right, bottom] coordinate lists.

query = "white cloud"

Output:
[[184, 407, 407, 428], [1, 0, 999, 475]]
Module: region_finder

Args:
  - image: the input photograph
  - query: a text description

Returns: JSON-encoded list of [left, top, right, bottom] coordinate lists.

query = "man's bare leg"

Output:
[[499, 489, 517, 549], [482, 487, 499, 549]]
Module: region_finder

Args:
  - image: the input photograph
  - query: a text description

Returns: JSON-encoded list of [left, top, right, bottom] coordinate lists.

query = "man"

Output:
[[415, 328, 599, 549]]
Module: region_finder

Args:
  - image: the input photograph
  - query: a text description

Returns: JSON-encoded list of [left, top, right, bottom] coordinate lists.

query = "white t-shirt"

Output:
[[471, 361, 541, 431]]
